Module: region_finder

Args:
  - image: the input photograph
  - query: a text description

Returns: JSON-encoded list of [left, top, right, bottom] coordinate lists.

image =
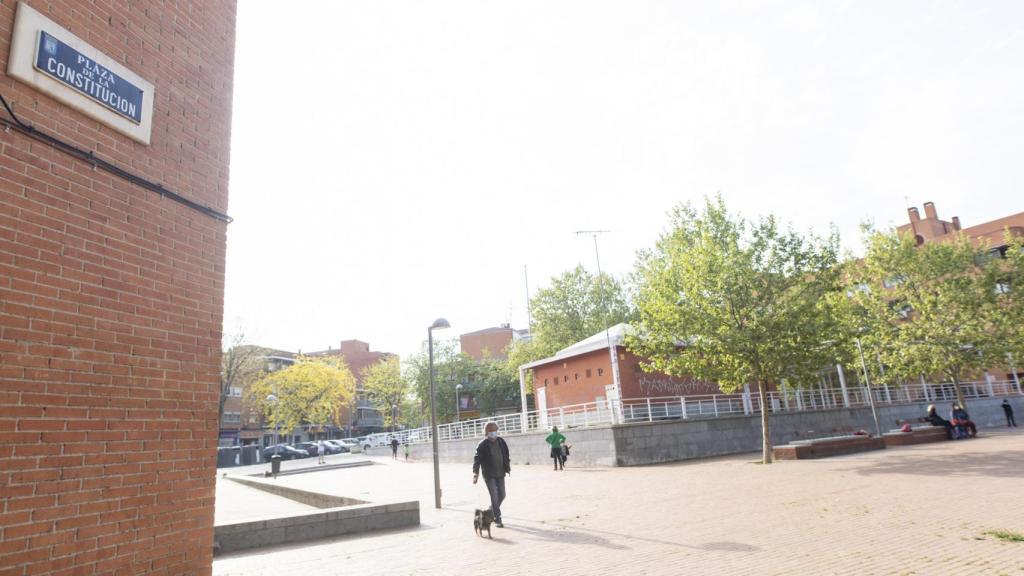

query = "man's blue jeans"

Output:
[[484, 476, 506, 521]]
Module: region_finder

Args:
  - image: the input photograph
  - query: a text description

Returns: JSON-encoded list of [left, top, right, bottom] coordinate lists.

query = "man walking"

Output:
[[473, 422, 510, 528], [390, 437, 400, 460], [1002, 399, 1017, 427]]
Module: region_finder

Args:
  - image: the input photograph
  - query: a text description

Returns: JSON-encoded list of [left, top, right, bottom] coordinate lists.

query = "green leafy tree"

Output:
[[405, 340, 519, 423], [507, 265, 634, 386], [846, 229, 1018, 408], [629, 197, 841, 464], [247, 356, 357, 435], [362, 357, 416, 430]]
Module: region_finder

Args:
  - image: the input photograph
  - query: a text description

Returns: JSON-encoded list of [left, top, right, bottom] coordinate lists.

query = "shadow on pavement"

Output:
[[501, 524, 630, 550], [848, 448, 1024, 478]]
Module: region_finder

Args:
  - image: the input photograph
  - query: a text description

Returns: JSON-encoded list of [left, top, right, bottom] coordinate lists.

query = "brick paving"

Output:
[[213, 429, 1024, 576]]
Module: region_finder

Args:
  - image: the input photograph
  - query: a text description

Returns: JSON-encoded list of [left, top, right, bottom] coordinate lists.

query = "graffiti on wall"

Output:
[[637, 375, 720, 397]]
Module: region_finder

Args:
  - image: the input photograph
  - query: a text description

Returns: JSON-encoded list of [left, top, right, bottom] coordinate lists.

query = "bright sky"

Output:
[[223, 0, 1024, 358]]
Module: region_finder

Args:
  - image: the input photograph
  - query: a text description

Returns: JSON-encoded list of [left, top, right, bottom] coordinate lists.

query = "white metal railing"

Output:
[[373, 379, 1022, 446]]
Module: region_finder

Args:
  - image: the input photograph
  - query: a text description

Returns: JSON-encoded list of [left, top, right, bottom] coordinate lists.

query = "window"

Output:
[[597, 368, 604, 376], [575, 373, 579, 380], [222, 412, 241, 424], [585, 369, 592, 378], [563, 375, 568, 383], [995, 281, 1011, 295], [544, 378, 549, 386], [882, 276, 905, 289], [846, 283, 870, 297], [229, 386, 243, 397]]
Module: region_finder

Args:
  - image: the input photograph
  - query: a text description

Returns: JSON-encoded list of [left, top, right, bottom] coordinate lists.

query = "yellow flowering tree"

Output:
[[248, 356, 356, 435]]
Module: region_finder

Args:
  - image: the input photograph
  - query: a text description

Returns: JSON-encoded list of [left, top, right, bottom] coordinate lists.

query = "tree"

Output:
[[404, 340, 519, 424], [846, 229, 1018, 408], [247, 356, 357, 436], [362, 357, 415, 430], [629, 197, 841, 464], [506, 265, 634, 383], [219, 333, 266, 419]]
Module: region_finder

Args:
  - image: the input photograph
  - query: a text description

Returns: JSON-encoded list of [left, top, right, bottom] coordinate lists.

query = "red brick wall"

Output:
[[533, 349, 614, 408], [533, 348, 723, 409], [0, 2, 236, 575], [460, 328, 513, 360]]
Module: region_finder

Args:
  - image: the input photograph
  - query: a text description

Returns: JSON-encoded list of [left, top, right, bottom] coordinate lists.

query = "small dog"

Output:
[[474, 507, 494, 539]]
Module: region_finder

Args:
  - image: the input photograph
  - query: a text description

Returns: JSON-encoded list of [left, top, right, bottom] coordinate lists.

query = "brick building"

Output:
[[218, 346, 294, 447], [0, 2, 236, 574], [522, 324, 722, 413], [306, 339, 394, 435], [459, 324, 529, 360], [898, 201, 1024, 251]]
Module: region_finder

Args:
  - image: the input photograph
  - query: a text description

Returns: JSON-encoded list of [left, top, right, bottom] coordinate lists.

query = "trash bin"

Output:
[[216, 448, 237, 468], [240, 445, 258, 466], [270, 454, 281, 478]]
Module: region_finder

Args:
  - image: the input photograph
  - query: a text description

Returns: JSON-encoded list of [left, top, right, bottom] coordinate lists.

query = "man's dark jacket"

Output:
[[473, 437, 510, 478]]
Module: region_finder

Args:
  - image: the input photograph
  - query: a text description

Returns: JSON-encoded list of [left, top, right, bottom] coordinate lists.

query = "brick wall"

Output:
[[0, 2, 236, 575]]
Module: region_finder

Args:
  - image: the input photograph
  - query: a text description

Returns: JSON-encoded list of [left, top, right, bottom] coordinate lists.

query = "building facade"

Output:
[[0, 1, 236, 574], [306, 339, 393, 435], [459, 324, 528, 360], [524, 325, 722, 413], [898, 201, 1024, 250]]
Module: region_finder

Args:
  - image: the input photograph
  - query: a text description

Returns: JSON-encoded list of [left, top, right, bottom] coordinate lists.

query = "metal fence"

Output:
[[371, 379, 1022, 447]]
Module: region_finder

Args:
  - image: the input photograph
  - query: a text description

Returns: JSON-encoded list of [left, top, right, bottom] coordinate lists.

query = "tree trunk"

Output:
[[758, 380, 773, 464], [952, 374, 967, 410]]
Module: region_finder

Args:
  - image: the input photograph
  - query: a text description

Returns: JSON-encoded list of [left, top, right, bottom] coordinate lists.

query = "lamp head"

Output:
[[429, 318, 451, 331]]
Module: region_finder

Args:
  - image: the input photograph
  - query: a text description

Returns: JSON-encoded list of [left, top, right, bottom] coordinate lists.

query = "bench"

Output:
[[882, 425, 949, 447], [773, 435, 886, 460]]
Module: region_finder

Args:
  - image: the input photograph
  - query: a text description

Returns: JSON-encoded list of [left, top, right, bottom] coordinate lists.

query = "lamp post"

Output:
[[854, 338, 882, 437], [428, 318, 450, 509], [266, 393, 280, 463], [391, 404, 398, 434], [455, 383, 463, 423]]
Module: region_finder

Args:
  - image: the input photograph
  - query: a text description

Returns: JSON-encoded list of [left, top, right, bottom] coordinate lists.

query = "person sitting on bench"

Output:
[[925, 405, 955, 439], [950, 404, 977, 438]]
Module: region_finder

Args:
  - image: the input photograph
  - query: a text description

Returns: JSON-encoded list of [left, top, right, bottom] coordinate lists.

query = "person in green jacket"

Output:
[[545, 426, 567, 471]]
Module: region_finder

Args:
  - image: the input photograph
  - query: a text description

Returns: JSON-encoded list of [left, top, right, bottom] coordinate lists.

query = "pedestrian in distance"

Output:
[[1002, 399, 1017, 427], [403, 441, 410, 461], [317, 439, 326, 464], [390, 437, 400, 460], [473, 422, 510, 528], [545, 426, 567, 471]]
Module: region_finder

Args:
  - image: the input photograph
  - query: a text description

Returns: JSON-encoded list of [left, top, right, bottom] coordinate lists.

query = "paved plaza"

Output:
[[214, 430, 1024, 575]]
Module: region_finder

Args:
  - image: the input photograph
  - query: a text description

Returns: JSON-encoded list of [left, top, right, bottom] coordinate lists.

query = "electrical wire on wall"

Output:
[[0, 92, 232, 223]]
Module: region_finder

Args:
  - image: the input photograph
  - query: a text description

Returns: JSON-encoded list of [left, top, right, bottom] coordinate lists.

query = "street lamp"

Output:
[[428, 317, 450, 509], [455, 383, 463, 423], [391, 404, 398, 433], [266, 394, 279, 457], [853, 338, 882, 438]]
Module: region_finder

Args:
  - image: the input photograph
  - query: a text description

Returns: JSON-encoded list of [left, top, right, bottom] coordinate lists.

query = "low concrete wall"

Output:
[[226, 475, 367, 508], [400, 396, 1018, 468], [399, 426, 618, 468], [214, 501, 419, 554], [614, 397, 1013, 466]]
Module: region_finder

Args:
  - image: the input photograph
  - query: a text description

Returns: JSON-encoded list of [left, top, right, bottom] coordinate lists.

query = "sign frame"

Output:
[[7, 2, 155, 144]]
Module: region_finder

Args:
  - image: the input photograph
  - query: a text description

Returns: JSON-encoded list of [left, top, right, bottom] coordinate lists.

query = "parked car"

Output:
[[339, 438, 361, 453], [294, 442, 320, 456], [261, 444, 308, 460], [357, 436, 372, 451], [322, 440, 348, 454]]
